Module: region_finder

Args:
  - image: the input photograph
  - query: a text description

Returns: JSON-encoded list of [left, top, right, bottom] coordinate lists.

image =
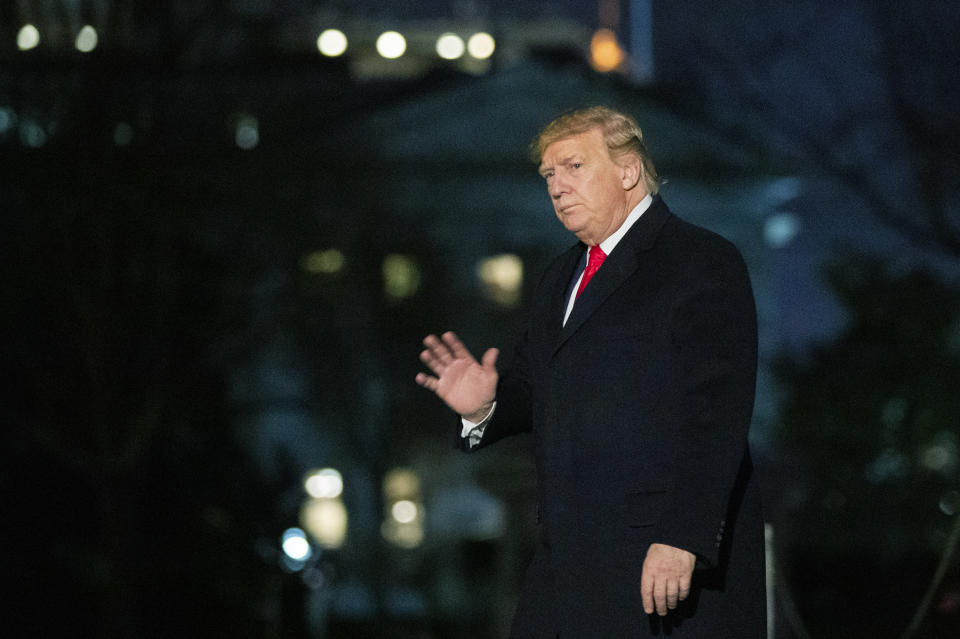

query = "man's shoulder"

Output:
[[656, 205, 750, 284], [661, 209, 743, 261]]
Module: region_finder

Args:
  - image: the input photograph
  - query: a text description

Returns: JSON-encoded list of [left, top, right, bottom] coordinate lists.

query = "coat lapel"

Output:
[[540, 244, 585, 353], [552, 197, 672, 358]]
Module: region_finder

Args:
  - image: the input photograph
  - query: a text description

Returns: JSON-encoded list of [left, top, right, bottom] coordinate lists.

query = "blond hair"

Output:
[[531, 106, 660, 194]]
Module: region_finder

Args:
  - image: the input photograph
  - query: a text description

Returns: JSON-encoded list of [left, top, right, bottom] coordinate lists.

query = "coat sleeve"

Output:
[[654, 238, 758, 568]]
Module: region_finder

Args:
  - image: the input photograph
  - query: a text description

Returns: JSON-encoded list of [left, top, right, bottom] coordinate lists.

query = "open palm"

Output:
[[416, 331, 498, 422]]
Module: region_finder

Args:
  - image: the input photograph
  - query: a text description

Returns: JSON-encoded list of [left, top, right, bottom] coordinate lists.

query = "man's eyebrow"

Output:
[[539, 154, 577, 175]]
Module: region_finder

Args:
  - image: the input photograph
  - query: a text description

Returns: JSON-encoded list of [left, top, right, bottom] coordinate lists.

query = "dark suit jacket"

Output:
[[468, 197, 766, 638]]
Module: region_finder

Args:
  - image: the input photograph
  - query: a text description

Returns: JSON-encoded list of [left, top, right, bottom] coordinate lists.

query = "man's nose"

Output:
[[548, 174, 568, 199]]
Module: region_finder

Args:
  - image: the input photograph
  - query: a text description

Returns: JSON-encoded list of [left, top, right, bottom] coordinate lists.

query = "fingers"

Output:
[[417, 332, 481, 393], [678, 573, 691, 603], [419, 347, 445, 377], [665, 578, 679, 610], [654, 575, 668, 616], [414, 372, 438, 391], [641, 569, 654, 615], [480, 347, 499, 371], [642, 575, 675, 616], [641, 544, 695, 616], [441, 331, 476, 362], [423, 333, 452, 365]]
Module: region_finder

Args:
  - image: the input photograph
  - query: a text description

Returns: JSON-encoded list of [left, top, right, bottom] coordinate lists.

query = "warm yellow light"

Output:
[[381, 468, 424, 548], [376, 31, 406, 59], [383, 468, 421, 501], [381, 518, 425, 548], [436, 33, 465, 60], [300, 498, 348, 549], [590, 28, 625, 72], [391, 500, 419, 524], [317, 29, 348, 57], [467, 32, 495, 59], [17, 24, 40, 51], [383, 254, 420, 299], [303, 249, 345, 274], [478, 254, 524, 307], [75, 25, 98, 53]]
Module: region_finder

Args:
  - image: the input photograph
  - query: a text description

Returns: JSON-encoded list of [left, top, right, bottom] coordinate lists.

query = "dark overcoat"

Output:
[[469, 196, 766, 638]]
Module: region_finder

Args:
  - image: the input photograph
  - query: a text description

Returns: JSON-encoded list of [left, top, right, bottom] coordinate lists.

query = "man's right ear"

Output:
[[620, 155, 643, 191]]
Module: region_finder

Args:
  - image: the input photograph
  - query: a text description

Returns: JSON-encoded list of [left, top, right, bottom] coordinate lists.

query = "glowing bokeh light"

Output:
[[301, 498, 348, 549], [235, 115, 259, 150], [436, 33, 465, 60], [317, 29, 348, 57], [941, 491, 960, 516], [113, 122, 133, 146], [281, 528, 312, 561], [391, 500, 419, 524], [467, 32, 495, 59], [383, 468, 420, 501], [383, 254, 420, 299], [75, 25, 98, 53], [590, 28, 625, 72], [764, 212, 801, 248], [20, 120, 47, 147], [0, 108, 14, 134], [303, 248, 345, 274], [304, 468, 344, 499], [478, 254, 524, 307], [17, 24, 40, 51], [376, 31, 406, 59]]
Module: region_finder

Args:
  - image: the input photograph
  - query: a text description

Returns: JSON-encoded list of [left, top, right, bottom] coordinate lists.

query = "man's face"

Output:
[[538, 128, 632, 246]]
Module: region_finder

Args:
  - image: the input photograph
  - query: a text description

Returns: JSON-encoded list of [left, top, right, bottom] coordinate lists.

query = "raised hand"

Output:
[[415, 331, 498, 422]]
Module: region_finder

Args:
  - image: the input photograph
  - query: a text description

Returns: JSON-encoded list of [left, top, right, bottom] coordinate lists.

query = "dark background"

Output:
[[2, 1, 958, 638]]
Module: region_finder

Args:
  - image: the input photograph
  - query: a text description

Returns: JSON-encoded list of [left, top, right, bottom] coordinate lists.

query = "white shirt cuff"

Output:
[[460, 402, 496, 447]]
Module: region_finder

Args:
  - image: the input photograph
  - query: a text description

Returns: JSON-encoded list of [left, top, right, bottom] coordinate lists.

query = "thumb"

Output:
[[480, 348, 499, 371]]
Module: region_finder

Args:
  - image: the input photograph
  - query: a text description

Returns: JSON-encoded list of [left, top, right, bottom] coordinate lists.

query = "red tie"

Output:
[[576, 245, 607, 297]]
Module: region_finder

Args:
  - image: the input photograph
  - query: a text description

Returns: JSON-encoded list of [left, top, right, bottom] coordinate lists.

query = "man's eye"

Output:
[[572, 162, 582, 169]]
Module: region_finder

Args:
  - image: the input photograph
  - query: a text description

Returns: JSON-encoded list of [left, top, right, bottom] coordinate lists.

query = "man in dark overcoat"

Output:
[[417, 106, 766, 638]]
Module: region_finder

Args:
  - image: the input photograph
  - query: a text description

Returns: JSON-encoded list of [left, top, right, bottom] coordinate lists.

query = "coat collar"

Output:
[[551, 196, 672, 357]]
